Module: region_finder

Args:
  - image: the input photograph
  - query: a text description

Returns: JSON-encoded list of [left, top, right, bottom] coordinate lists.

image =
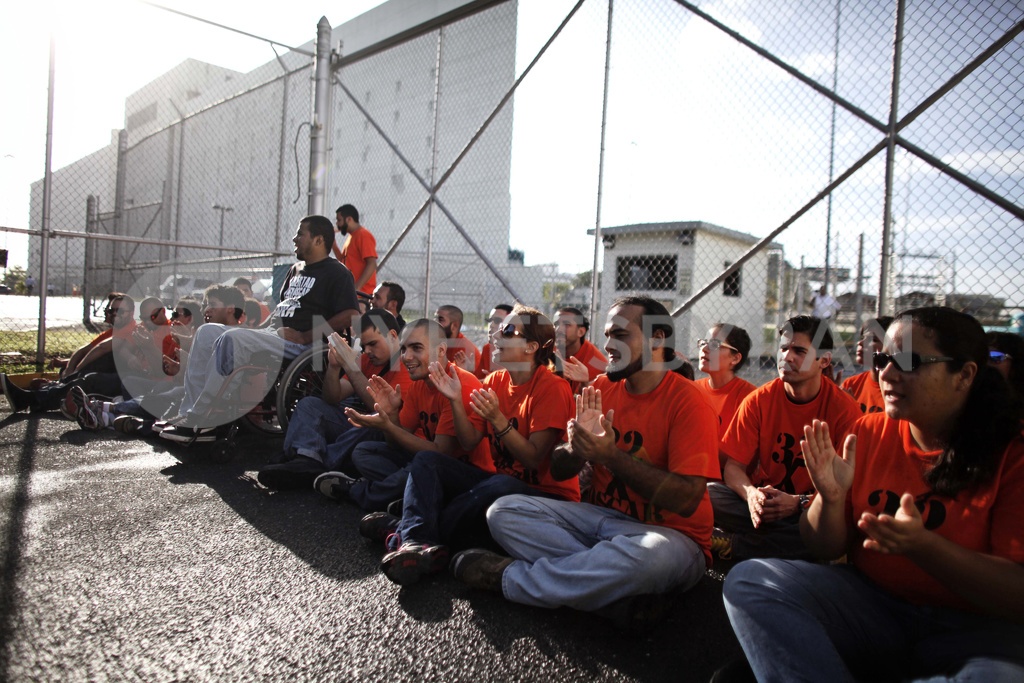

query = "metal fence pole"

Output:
[[878, 0, 906, 316], [36, 33, 57, 366], [424, 26, 444, 318], [589, 0, 613, 342], [308, 16, 331, 217]]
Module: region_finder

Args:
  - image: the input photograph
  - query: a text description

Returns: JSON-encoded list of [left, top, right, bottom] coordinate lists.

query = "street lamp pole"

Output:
[[212, 204, 233, 280]]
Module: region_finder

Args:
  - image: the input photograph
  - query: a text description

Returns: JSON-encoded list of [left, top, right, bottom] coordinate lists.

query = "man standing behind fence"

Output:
[[334, 204, 377, 297]]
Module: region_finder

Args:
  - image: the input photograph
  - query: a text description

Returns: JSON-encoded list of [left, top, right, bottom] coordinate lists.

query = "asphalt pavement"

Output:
[[0, 407, 742, 682]]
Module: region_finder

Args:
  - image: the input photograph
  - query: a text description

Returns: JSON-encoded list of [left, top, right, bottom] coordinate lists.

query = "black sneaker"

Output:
[[359, 511, 400, 544], [0, 373, 31, 413], [112, 415, 144, 435], [380, 543, 449, 586], [257, 456, 326, 491], [314, 471, 359, 500], [386, 498, 404, 517], [71, 386, 101, 431], [159, 424, 226, 445], [450, 548, 512, 592]]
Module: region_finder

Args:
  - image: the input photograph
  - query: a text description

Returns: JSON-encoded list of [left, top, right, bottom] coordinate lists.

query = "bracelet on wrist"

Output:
[[494, 423, 514, 440]]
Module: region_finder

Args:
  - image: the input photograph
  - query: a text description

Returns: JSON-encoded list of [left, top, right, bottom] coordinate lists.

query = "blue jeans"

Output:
[[347, 441, 415, 511], [708, 481, 809, 559], [488, 495, 705, 611], [282, 395, 380, 469], [723, 559, 1024, 682], [179, 323, 307, 426], [395, 450, 544, 551]]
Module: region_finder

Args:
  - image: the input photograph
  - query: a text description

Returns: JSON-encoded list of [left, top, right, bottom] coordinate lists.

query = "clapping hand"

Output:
[[428, 361, 462, 401]]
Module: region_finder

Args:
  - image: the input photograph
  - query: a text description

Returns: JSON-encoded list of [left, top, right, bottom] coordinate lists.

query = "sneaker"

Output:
[[0, 373, 31, 413], [151, 415, 188, 434], [711, 528, 734, 561], [59, 390, 80, 420], [359, 511, 400, 544], [386, 498, 404, 517], [380, 543, 449, 586], [450, 548, 512, 592], [257, 456, 326, 491], [112, 415, 144, 435], [159, 424, 225, 445], [314, 471, 359, 501], [70, 387, 101, 431]]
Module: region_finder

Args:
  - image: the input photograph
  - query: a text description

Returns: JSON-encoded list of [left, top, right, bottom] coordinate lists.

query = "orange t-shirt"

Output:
[[357, 354, 414, 398], [587, 373, 721, 566], [338, 227, 377, 295], [694, 376, 758, 440], [722, 377, 861, 495], [848, 414, 1024, 610], [564, 340, 608, 394], [398, 364, 493, 471], [446, 332, 482, 374], [842, 371, 885, 415], [482, 366, 577, 501], [476, 342, 496, 379]]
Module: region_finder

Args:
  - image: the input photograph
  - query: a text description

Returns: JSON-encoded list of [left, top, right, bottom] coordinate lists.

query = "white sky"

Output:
[[1, 0, 1019, 304], [0, 0, 389, 268]]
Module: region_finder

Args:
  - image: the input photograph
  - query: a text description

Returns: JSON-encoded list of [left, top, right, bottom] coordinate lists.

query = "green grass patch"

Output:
[[0, 328, 98, 374]]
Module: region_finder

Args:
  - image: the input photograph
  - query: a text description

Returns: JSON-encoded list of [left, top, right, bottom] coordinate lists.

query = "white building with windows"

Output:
[[593, 221, 782, 360]]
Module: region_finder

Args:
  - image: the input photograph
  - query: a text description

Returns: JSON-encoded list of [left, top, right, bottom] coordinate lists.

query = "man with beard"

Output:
[[708, 315, 861, 561], [333, 204, 377, 297], [370, 281, 406, 330], [450, 296, 720, 622], [436, 304, 481, 374], [553, 306, 607, 394], [258, 310, 413, 490]]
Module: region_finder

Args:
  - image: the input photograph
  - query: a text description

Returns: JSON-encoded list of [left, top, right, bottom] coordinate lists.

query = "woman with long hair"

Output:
[[723, 307, 1024, 681]]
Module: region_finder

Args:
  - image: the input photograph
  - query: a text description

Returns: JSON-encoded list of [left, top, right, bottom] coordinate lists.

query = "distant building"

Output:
[[590, 221, 781, 360]]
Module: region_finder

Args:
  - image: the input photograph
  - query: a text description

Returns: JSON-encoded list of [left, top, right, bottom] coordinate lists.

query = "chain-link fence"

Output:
[[5, 0, 1022, 383]]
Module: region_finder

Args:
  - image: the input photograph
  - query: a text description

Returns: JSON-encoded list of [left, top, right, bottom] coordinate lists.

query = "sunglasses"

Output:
[[698, 338, 738, 352], [171, 309, 191, 320], [103, 307, 125, 315], [149, 308, 167, 322], [989, 350, 1012, 364], [499, 323, 525, 339], [872, 351, 954, 373]]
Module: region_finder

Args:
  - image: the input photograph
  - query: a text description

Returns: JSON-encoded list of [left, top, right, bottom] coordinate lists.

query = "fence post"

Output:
[[589, 0, 614, 341], [878, 0, 906, 316], [308, 16, 332, 217], [36, 34, 57, 367], [424, 26, 444, 318]]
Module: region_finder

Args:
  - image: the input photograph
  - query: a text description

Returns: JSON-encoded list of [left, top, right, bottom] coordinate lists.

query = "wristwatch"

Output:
[[798, 494, 813, 511]]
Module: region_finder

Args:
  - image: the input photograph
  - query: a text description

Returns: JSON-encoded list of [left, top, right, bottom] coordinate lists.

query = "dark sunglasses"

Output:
[[500, 323, 525, 339], [171, 309, 191, 320], [872, 351, 954, 373], [149, 308, 166, 322], [698, 338, 738, 352], [989, 350, 1012, 365], [103, 307, 125, 315]]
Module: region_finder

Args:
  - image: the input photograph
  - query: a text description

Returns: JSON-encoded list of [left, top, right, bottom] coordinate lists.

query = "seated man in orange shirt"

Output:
[[314, 319, 491, 512], [258, 310, 412, 490], [553, 306, 607, 394], [475, 303, 513, 379], [841, 316, 893, 414], [710, 315, 862, 561], [451, 296, 720, 619], [436, 304, 481, 374]]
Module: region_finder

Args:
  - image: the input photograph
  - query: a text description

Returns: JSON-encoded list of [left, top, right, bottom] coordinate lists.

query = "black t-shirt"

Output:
[[273, 258, 357, 332]]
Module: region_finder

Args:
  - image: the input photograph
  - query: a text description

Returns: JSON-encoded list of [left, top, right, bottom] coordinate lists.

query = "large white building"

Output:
[[29, 0, 542, 315]]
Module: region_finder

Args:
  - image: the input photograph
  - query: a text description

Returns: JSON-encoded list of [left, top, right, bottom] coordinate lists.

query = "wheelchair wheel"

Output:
[[237, 378, 283, 436], [275, 345, 331, 431]]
